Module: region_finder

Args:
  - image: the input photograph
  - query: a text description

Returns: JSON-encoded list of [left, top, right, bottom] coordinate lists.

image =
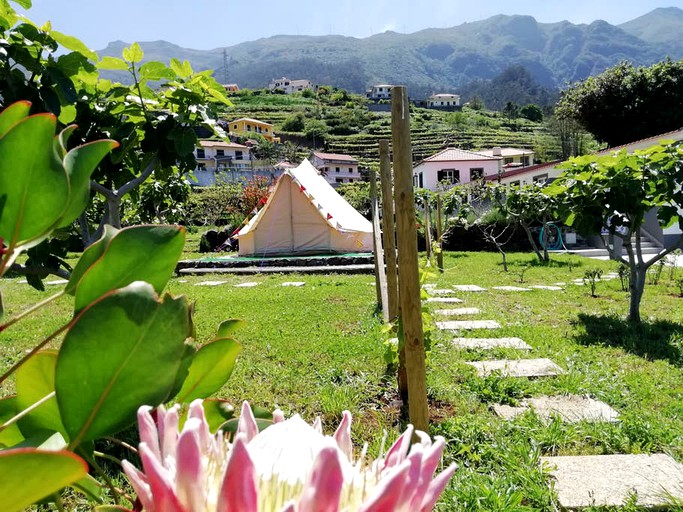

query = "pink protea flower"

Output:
[[122, 399, 456, 512]]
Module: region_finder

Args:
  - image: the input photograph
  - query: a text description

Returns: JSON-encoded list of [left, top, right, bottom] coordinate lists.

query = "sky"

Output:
[[17, 0, 683, 51]]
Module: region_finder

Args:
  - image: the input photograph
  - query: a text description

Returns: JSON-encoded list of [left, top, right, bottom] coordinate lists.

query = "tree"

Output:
[[281, 111, 306, 132], [503, 101, 519, 120], [548, 140, 683, 322], [556, 59, 683, 147], [520, 104, 543, 122], [503, 184, 562, 262]]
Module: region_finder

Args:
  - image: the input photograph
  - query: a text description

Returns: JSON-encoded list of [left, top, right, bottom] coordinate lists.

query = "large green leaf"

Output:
[[15, 350, 66, 438], [0, 101, 30, 139], [97, 56, 128, 71], [216, 319, 246, 337], [58, 139, 118, 228], [0, 396, 24, 448], [0, 449, 87, 512], [73, 225, 185, 311], [169, 58, 193, 79], [0, 113, 69, 248], [176, 338, 242, 403], [49, 31, 97, 61], [66, 224, 118, 295], [139, 61, 175, 81], [10, 0, 31, 8], [56, 282, 191, 446]]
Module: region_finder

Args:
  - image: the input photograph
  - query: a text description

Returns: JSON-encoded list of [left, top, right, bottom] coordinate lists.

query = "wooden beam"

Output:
[[436, 193, 444, 272], [391, 86, 429, 431], [369, 167, 389, 321], [379, 140, 399, 322]]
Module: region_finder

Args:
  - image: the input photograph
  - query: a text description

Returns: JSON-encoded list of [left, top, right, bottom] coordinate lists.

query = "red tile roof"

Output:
[[312, 152, 358, 163]]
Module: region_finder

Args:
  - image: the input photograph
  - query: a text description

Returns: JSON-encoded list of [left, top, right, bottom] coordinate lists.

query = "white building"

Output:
[[309, 152, 361, 187], [427, 93, 461, 108], [268, 77, 313, 94], [366, 84, 394, 101], [412, 148, 501, 190], [477, 147, 534, 169]]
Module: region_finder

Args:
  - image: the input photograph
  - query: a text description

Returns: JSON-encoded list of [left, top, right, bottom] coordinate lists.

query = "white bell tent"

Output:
[[236, 159, 373, 256]]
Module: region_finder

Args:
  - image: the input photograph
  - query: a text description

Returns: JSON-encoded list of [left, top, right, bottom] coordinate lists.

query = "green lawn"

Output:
[[2, 251, 682, 510]]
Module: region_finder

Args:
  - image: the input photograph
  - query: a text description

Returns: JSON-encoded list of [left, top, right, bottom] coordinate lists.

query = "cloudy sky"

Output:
[[18, 0, 682, 50]]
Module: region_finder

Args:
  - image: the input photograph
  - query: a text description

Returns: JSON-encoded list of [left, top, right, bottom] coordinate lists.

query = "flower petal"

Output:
[[419, 463, 457, 512], [382, 425, 414, 470], [175, 419, 206, 511], [188, 399, 212, 452], [359, 462, 410, 512], [273, 408, 285, 423], [122, 459, 154, 512], [138, 406, 161, 461], [237, 400, 259, 442], [160, 404, 180, 463], [312, 417, 323, 434], [333, 410, 353, 460], [139, 443, 185, 512], [217, 434, 258, 512], [279, 502, 297, 512], [298, 443, 344, 512]]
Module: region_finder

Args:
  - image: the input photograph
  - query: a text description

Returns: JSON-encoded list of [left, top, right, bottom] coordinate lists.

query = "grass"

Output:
[[2, 250, 683, 510]]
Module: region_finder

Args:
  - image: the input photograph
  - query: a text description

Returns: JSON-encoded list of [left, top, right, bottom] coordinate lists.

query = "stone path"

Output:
[[451, 337, 531, 350], [235, 282, 260, 288], [426, 297, 464, 304], [529, 285, 564, 291], [467, 358, 565, 378], [282, 282, 306, 287], [194, 280, 227, 286], [493, 395, 619, 423], [434, 308, 481, 316], [452, 284, 486, 292], [430, 289, 455, 295], [437, 320, 501, 330], [491, 286, 532, 292], [541, 454, 683, 509]]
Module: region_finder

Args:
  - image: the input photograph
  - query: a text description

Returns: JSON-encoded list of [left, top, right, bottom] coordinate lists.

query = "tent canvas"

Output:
[[236, 159, 373, 256]]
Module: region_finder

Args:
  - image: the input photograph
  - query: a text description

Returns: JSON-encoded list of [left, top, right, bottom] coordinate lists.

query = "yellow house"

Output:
[[230, 117, 280, 143]]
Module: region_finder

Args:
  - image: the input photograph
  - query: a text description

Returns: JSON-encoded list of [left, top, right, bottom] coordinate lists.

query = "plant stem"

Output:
[[0, 321, 70, 386], [85, 451, 121, 505], [94, 450, 123, 468], [0, 391, 55, 434], [0, 290, 65, 334], [103, 436, 138, 454]]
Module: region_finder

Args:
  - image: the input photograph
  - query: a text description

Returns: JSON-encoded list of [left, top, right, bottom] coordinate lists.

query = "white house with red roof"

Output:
[[309, 151, 361, 186], [412, 148, 501, 190], [477, 147, 534, 168]]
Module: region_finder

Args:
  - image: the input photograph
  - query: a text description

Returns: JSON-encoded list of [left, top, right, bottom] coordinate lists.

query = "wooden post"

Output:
[[424, 200, 432, 262], [436, 193, 444, 272], [391, 85, 429, 432], [370, 167, 389, 321], [379, 139, 405, 403], [379, 140, 399, 322]]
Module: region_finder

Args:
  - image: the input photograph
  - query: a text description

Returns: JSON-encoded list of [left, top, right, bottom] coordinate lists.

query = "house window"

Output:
[[533, 173, 548, 184], [470, 168, 484, 181], [523, 156, 530, 166], [349, 167, 353, 173], [216, 149, 225, 157], [233, 124, 238, 129], [247, 125, 251, 131], [197, 163, 206, 169], [419, 172, 423, 188], [196, 148, 206, 159], [504, 157, 513, 165], [336, 167, 340, 173], [348, 178, 354, 183], [336, 178, 344, 183], [510, 180, 521, 187], [437, 169, 459, 184], [235, 151, 243, 160]]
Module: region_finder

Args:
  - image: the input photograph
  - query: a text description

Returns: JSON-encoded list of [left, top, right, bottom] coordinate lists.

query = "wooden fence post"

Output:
[[436, 193, 444, 272], [391, 86, 429, 432], [379, 140, 399, 322], [424, 200, 432, 262], [370, 167, 389, 321]]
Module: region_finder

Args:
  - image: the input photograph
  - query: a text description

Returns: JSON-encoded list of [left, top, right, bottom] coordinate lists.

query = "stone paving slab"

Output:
[[541, 454, 683, 509], [451, 337, 531, 350], [45, 279, 69, 286], [434, 308, 481, 316], [235, 282, 260, 288], [452, 285, 487, 292], [282, 282, 306, 287], [467, 358, 564, 377], [493, 395, 619, 423], [195, 280, 227, 286], [529, 285, 564, 291], [426, 297, 464, 304], [431, 289, 455, 295], [437, 320, 501, 330], [422, 284, 436, 290], [553, 282, 567, 286], [491, 286, 532, 291]]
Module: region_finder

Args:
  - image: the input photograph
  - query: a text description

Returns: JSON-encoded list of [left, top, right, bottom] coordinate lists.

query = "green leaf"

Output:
[[0, 113, 69, 249], [169, 58, 193, 79], [72, 474, 104, 503], [56, 282, 191, 446], [72, 225, 185, 311], [122, 42, 143, 63], [176, 338, 242, 402], [0, 101, 31, 139], [15, 350, 66, 438], [94, 506, 132, 511], [54, 125, 77, 159], [57, 104, 77, 125], [50, 31, 97, 61], [198, 399, 235, 433], [0, 449, 87, 512], [216, 319, 246, 337], [11, 0, 31, 7], [66, 225, 118, 295], [58, 139, 118, 228], [167, 343, 196, 401], [0, 397, 25, 448], [139, 61, 174, 81], [97, 56, 128, 71]]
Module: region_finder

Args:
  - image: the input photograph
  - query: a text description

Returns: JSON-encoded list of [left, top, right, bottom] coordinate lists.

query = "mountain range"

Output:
[[100, 7, 683, 97]]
